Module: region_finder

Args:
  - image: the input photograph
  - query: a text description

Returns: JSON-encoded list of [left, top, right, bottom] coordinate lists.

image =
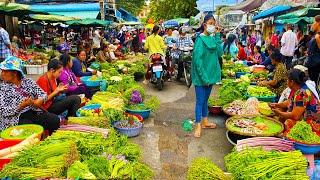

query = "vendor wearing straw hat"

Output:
[[0, 56, 60, 135]]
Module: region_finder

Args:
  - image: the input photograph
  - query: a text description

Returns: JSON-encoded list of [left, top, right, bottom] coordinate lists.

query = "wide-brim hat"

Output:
[[0, 56, 25, 77]]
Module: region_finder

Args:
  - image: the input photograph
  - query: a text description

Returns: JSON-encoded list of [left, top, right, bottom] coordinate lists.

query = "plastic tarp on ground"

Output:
[[277, 8, 320, 19], [229, 0, 267, 12], [0, 2, 47, 17], [66, 19, 113, 27], [252, 5, 292, 20]]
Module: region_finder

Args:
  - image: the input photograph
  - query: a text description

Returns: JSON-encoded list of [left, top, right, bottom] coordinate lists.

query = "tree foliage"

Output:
[[116, 0, 145, 16], [149, 0, 199, 21]]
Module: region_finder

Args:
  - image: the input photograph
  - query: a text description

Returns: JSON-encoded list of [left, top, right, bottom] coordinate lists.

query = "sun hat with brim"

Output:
[[0, 56, 25, 77]]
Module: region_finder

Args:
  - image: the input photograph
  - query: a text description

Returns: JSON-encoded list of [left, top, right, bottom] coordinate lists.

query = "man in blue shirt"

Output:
[[0, 23, 12, 62]]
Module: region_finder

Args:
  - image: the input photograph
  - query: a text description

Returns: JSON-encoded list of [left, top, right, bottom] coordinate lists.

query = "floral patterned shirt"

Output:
[[288, 84, 319, 121], [0, 78, 47, 130]]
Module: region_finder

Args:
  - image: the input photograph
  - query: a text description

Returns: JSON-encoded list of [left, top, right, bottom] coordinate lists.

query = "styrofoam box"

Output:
[[25, 64, 48, 75]]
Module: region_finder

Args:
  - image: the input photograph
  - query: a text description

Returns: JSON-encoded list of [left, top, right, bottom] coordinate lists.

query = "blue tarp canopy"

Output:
[[116, 8, 139, 22], [252, 5, 292, 20]]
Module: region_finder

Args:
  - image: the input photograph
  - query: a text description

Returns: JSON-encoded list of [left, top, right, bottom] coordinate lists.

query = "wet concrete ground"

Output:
[[131, 82, 233, 180]]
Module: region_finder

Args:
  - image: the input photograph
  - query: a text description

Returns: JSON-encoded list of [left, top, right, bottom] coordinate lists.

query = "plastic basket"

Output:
[[125, 108, 151, 120], [235, 72, 249, 78], [76, 104, 101, 117], [208, 106, 222, 114], [80, 76, 102, 87], [114, 121, 143, 137]]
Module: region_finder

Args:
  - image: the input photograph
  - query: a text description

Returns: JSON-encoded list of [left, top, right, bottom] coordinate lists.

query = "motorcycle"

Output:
[[148, 53, 168, 90], [178, 47, 193, 87]]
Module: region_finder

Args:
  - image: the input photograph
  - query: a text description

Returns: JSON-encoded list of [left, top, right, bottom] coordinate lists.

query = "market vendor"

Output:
[[59, 54, 91, 98], [247, 45, 262, 65], [96, 43, 112, 63], [270, 68, 320, 133], [0, 56, 60, 134], [72, 50, 97, 78], [257, 50, 287, 96], [37, 59, 81, 117]]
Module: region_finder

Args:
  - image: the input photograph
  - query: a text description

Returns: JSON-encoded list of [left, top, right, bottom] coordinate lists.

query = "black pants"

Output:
[[308, 65, 320, 85], [283, 55, 293, 70], [19, 110, 60, 135], [47, 95, 81, 117]]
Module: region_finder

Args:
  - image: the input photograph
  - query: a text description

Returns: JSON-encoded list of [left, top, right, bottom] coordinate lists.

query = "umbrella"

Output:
[[173, 18, 189, 24], [145, 24, 155, 29], [0, 2, 47, 17], [28, 14, 78, 23], [66, 19, 113, 27], [164, 20, 179, 27]]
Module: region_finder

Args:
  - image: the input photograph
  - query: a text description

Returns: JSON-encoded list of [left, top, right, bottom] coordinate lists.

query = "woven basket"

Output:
[[225, 115, 284, 137]]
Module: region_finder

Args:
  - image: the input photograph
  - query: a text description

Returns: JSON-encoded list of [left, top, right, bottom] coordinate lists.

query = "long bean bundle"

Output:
[[0, 141, 79, 178], [224, 148, 309, 180], [187, 157, 227, 180]]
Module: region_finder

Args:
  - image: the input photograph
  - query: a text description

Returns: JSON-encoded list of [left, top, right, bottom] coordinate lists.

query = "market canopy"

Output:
[[28, 14, 78, 22], [252, 5, 292, 20], [277, 8, 320, 20], [261, 0, 319, 10], [0, 2, 47, 17], [196, 0, 241, 12], [274, 17, 314, 24], [229, 0, 267, 12], [30, 3, 100, 19], [66, 19, 113, 27]]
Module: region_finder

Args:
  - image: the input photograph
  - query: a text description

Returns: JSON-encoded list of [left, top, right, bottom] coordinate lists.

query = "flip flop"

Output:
[[201, 123, 217, 129], [194, 130, 201, 138]]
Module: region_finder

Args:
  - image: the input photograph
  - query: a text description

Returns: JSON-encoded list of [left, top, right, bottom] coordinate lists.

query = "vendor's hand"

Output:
[[269, 103, 278, 108], [18, 97, 34, 110], [272, 108, 282, 116], [55, 83, 68, 93]]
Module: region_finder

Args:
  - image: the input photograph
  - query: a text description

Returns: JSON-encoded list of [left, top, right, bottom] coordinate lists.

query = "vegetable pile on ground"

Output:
[[225, 148, 309, 180], [247, 85, 276, 97], [287, 121, 320, 144], [187, 157, 227, 180]]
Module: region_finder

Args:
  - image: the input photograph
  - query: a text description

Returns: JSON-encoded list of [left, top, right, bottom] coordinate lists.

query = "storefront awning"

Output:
[[252, 5, 291, 20], [277, 8, 320, 19], [48, 11, 100, 20], [275, 17, 314, 24]]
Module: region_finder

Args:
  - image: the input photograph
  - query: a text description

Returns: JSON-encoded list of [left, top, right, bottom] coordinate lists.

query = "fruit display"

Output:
[[247, 85, 276, 97], [226, 116, 283, 136]]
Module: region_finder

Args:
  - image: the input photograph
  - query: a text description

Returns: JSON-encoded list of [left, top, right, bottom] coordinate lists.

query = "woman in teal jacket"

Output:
[[192, 14, 223, 138]]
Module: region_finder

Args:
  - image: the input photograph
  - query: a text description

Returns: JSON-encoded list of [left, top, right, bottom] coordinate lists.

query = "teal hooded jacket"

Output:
[[191, 33, 223, 86]]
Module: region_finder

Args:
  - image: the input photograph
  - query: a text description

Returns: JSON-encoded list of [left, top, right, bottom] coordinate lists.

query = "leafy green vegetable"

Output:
[[103, 108, 125, 124], [68, 117, 110, 128], [287, 121, 320, 144], [187, 157, 227, 180], [208, 96, 224, 107], [225, 148, 308, 180], [217, 79, 249, 106], [247, 85, 275, 97], [144, 96, 161, 112], [67, 161, 96, 179]]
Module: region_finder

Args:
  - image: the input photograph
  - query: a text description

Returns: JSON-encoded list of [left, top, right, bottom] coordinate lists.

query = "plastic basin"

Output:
[[80, 76, 102, 87], [293, 142, 320, 154], [1, 125, 43, 141], [76, 104, 101, 117], [125, 108, 151, 120], [208, 106, 222, 114], [235, 72, 249, 78], [114, 121, 143, 137]]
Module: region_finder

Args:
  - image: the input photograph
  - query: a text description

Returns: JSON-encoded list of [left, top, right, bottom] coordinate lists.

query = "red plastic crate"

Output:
[[0, 140, 21, 170]]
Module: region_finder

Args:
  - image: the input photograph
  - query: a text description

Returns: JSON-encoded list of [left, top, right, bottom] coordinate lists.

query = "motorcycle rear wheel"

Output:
[[157, 78, 164, 91]]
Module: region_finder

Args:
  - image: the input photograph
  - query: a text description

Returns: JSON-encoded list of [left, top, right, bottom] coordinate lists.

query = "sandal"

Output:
[[201, 118, 217, 129], [194, 124, 201, 138]]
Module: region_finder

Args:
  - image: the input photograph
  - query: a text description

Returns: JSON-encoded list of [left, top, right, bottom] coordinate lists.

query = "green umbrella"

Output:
[[66, 19, 113, 27], [29, 14, 78, 22], [0, 2, 47, 17]]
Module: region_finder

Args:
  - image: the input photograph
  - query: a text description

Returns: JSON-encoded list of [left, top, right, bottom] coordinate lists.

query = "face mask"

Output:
[[207, 25, 215, 34]]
